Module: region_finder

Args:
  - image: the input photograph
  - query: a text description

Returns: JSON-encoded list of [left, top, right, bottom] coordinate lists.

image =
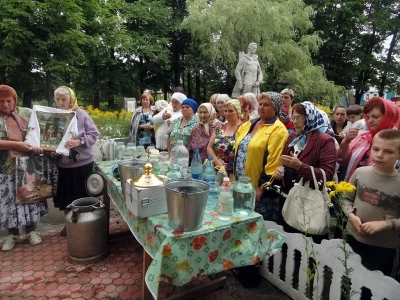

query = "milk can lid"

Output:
[[85, 171, 106, 197]]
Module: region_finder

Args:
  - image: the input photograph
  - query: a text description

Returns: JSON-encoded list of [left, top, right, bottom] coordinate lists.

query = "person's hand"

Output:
[[14, 141, 33, 153], [274, 167, 284, 180], [280, 152, 302, 170], [256, 186, 263, 201], [237, 82, 243, 90], [143, 124, 153, 131], [167, 119, 172, 126], [338, 132, 345, 139], [31, 146, 43, 155], [64, 138, 80, 149], [361, 221, 388, 235], [162, 112, 171, 120], [348, 213, 364, 234], [254, 81, 260, 87], [343, 128, 359, 144]]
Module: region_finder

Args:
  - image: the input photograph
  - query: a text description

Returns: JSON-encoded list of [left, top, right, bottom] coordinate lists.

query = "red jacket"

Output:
[[281, 130, 337, 193]]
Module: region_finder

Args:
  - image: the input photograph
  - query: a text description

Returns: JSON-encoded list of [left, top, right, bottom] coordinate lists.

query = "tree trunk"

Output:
[[186, 71, 192, 98], [46, 71, 52, 106], [93, 66, 100, 108], [23, 91, 32, 108], [379, 32, 398, 97], [195, 71, 200, 101], [355, 89, 363, 105], [108, 49, 116, 108]]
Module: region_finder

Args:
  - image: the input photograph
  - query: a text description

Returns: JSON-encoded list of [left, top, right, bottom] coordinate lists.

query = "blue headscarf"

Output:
[[288, 102, 325, 150]]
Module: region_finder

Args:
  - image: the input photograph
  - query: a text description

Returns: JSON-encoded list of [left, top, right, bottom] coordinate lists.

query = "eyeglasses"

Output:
[[290, 116, 305, 121]]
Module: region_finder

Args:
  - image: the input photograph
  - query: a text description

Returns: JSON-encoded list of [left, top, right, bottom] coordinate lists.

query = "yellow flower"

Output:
[[329, 191, 336, 198], [335, 181, 356, 194], [326, 181, 336, 188]]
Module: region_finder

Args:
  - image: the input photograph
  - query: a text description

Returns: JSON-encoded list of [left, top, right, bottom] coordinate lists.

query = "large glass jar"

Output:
[[124, 143, 136, 159], [115, 143, 125, 160], [233, 176, 255, 216], [166, 164, 182, 179]]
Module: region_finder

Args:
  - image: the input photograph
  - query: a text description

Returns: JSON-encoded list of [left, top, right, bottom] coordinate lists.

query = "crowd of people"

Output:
[[1, 83, 399, 281]]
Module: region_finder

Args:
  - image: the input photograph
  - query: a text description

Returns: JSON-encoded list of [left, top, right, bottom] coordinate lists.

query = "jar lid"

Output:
[[85, 171, 106, 197]]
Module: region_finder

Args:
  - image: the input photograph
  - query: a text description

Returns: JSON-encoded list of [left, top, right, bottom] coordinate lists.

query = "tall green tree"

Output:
[[183, 0, 342, 103]]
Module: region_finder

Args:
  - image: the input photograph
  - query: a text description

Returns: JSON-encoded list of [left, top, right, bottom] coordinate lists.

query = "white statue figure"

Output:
[[232, 43, 263, 98]]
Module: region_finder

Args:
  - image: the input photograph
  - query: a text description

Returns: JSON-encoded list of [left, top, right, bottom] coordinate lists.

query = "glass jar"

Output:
[[233, 176, 255, 216], [158, 157, 170, 175], [166, 164, 182, 179], [136, 145, 145, 159], [115, 143, 125, 160], [124, 144, 136, 159]]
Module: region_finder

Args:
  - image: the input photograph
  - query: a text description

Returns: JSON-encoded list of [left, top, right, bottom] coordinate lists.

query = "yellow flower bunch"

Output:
[[326, 181, 356, 199], [316, 104, 332, 116], [83, 105, 133, 138]]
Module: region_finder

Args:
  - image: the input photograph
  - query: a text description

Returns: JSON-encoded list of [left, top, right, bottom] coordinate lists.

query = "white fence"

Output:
[[261, 221, 400, 300]]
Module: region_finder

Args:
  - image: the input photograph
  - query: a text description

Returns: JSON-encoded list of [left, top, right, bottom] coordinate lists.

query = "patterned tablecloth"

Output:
[[95, 160, 284, 299]]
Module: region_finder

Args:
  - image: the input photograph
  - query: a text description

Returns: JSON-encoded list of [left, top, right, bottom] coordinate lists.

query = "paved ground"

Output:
[[0, 200, 290, 299]]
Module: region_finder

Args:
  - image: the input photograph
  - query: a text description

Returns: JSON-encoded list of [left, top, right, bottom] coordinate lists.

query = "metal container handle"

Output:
[[71, 208, 80, 223], [94, 201, 105, 209]]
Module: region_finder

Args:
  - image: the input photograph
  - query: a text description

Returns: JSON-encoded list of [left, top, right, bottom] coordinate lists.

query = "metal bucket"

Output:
[[66, 197, 108, 264], [118, 159, 146, 196], [164, 179, 210, 231]]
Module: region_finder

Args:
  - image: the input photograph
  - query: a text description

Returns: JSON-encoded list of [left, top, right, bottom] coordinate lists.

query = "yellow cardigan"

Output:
[[233, 117, 288, 188]]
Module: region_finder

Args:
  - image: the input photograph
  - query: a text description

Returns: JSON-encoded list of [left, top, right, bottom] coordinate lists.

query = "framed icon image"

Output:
[[35, 111, 75, 151]]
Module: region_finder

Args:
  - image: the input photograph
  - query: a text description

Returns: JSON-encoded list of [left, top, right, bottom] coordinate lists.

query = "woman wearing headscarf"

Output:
[[274, 102, 336, 242], [207, 99, 242, 172], [167, 98, 198, 153], [238, 92, 259, 122], [52, 86, 99, 236], [339, 96, 400, 181], [152, 93, 185, 151], [0, 85, 46, 251], [188, 103, 222, 161], [232, 92, 288, 222], [129, 92, 156, 148], [215, 94, 231, 122]]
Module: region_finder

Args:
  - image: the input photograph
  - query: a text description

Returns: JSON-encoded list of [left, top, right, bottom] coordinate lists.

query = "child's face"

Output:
[[371, 137, 400, 169], [347, 114, 362, 124]]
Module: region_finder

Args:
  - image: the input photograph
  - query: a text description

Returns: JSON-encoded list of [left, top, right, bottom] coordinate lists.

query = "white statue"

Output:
[[232, 43, 263, 98]]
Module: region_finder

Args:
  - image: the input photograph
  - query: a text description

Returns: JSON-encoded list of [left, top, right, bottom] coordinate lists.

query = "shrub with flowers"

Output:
[[326, 181, 356, 199], [84, 105, 133, 138], [316, 104, 332, 116]]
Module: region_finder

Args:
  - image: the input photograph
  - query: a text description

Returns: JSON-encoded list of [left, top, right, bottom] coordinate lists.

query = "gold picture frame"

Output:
[[36, 111, 75, 151]]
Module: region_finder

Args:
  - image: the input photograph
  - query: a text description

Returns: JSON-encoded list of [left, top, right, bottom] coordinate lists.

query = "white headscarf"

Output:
[[171, 92, 186, 103], [198, 103, 219, 135], [155, 100, 169, 112]]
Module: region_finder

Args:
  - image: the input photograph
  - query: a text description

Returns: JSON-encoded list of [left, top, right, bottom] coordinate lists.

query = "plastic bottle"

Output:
[[216, 165, 228, 186], [170, 140, 189, 171], [202, 155, 216, 183], [191, 149, 203, 180], [217, 177, 233, 220], [206, 181, 219, 211]]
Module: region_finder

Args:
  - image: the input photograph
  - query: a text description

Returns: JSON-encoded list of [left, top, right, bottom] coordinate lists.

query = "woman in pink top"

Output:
[[338, 96, 400, 181]]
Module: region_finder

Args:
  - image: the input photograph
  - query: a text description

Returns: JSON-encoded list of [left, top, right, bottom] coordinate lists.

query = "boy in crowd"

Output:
[[346, 105, 367, 131], [342, 129, 400, 278]]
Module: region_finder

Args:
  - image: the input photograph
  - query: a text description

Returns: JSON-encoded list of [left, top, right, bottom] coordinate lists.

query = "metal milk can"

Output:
[[66, 172, 108, 264]]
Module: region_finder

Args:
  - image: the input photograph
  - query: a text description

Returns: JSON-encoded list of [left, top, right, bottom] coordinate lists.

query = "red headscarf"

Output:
[[0, 85, 29, 157], [364, 96, 400, 143]]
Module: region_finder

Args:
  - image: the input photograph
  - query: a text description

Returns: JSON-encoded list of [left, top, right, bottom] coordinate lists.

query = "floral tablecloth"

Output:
[[95, 161, 284, 299]]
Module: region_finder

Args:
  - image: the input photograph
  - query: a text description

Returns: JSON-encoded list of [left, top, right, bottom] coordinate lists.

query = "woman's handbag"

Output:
[[281, 166, 330, 235], [15, 153, 58, 204]]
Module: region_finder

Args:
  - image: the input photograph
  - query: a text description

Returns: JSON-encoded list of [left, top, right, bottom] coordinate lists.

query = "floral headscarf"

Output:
[[265, 91, 287, 121], [198, 103, 218, 135], [288, 102, 325, 150], [364, 97, 400, 143]]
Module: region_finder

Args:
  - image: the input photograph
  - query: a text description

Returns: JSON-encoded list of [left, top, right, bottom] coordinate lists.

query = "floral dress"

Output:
[[137, 111, 155, 147], [0, 107, 48, 231], [235, 133, 252, 178], [212, 123, 238, 165], [188, 122, 222, 161], [168, 116, 198, 149]]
